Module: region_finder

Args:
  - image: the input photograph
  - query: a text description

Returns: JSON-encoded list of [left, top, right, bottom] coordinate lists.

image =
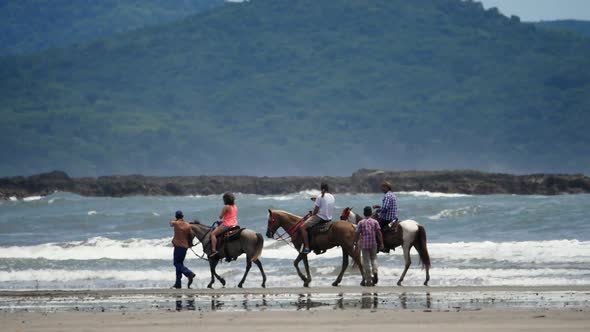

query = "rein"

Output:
[[269, 212, 310, 249], [189, 220, 219, 262]]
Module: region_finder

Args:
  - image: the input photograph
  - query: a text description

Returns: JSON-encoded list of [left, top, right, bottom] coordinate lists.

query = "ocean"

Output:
[[1, 191, 589, 290]]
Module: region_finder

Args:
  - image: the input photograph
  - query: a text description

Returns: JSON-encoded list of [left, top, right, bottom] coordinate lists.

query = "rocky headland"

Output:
[[1, 169, 589, 200]]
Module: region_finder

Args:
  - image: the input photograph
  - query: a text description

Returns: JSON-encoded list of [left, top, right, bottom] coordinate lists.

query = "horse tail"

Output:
[[251, 232, 264, 262], [414, 225, 431, 270]]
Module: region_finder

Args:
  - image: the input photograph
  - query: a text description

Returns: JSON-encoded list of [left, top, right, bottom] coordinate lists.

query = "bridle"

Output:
[[188, 220, 218, 262], [267, 211, 309, 249], [340, 207, 352, 221]]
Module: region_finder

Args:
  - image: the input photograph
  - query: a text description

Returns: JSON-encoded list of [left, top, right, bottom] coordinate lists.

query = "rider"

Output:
[[300, 183, 334, 254], [373, 181, 399, 231], [209, 192, 238, 257], [169, 210, 196, 289]]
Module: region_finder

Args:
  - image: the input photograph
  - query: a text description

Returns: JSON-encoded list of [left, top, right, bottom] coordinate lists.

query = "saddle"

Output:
[[309, 220, 332, 236], [307, 220, 333, 255], [216, 226, 243, 262]]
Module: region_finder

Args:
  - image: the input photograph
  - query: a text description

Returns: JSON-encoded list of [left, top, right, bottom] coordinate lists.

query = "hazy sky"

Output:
[[478, 0, 590, 21]]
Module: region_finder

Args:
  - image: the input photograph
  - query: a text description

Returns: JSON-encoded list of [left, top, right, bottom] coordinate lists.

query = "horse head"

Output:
[[341, 207, 361, 224], [340, 207, 352, 221], [189, 220, 211, 242], [266, 209, 278, 238]]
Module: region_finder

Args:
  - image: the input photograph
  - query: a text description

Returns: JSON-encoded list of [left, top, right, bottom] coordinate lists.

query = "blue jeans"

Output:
[[173, 246, 194, 288]]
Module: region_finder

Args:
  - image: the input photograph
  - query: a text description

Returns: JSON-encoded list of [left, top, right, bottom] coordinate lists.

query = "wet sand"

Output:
[[3, 309, 589, 332], [1, 286, 589, 331]]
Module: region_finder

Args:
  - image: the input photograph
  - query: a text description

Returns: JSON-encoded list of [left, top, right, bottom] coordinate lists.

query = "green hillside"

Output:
[[1, 0, 589, 176], [0, 0, 224, 55], [535, 20, 590, 37]]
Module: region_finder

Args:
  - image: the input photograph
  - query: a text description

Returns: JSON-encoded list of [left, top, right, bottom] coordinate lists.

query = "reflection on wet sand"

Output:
[[2, 290, 586, 313], [172, 292, 434, 312], [175, 296, 195, 311]]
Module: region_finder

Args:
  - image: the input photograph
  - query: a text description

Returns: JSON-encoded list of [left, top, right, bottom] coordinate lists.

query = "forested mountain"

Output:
[[0, 0, 224, 55], [1, 0, 589, 176], [535, 20, 590, 37]]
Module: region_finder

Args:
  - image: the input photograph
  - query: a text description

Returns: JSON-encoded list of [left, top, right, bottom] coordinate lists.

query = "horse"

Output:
[[339, 207, 431, 286], [266, 209, 364, 287], [340, 207, 362, 224], [190, 221, 267, 289]]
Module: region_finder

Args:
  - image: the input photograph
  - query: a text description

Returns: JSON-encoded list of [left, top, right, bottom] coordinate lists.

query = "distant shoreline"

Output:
[[1, 169, 589, 200]]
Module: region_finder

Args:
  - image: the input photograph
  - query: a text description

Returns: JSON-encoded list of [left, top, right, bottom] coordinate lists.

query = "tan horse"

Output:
[[340, 207, 431, 286], [266, 209, 364, 287]]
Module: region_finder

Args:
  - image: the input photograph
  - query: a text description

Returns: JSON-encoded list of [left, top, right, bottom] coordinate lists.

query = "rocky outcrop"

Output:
[[1, 169, 589, 200]]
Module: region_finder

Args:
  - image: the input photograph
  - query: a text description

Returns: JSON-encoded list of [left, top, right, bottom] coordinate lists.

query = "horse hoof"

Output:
[[220, 279, 226, 286], [261, 284, 266, 288], [207, 284, 213, 289], [332, 281, 339, 287], [397, 280, 403, 286], [303, 282, 310, 288], [424, 281, 429, 286], [238, 283, 243, 288]]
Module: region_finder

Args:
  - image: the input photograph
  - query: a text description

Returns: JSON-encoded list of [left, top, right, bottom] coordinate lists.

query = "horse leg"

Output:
[[211, 258, 226, 286], [207, 258, 219, 289], [293, 253, 309, 286], [238, 259, 252, 288], [332, 248, 349, 287], [253, 259, 267, 288], [302, 254, 312, 287], [397, 244, 412, 286], [413, 244, 430, 286]]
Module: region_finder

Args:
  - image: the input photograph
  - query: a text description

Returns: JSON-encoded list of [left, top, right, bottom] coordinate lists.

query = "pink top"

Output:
[[222, 205, 238, 227]]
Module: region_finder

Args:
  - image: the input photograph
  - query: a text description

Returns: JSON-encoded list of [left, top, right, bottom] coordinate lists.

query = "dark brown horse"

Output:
[[266, 209, 364, 287], [340, 207, 431, 286], [190, 221, 266, 289]]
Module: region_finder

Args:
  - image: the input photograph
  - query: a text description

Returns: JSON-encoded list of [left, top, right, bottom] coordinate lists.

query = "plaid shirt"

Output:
[[378, 191, 398, 221], [356, 217, 381, 250]]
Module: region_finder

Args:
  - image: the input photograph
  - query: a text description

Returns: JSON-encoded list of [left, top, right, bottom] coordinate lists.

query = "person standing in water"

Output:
[[354, 206, 384, 286], [169, 210, 196, 289], [299, 183, 335, 254], [210, 192, 238, 257]]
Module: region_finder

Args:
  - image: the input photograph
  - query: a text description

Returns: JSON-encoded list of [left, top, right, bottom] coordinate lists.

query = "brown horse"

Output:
[[340, 207, 431, 286], [266, 209, 364, 287], [190, 221, 266, 289]]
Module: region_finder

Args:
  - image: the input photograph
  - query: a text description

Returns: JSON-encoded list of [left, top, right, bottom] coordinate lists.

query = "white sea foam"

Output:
[[257, 189, 322, 201], [428, 206, 480, 220], [257, 196, 296, 201], [428, 240, 590, 264], [22, 196, 43, 202], [8, 196, 18, 201], [399, 191, 471, 198], [87, 210, 98, 216], [0, 237, 173, 260], [2, 238, 589, 265], [0, 266, 587, 287]]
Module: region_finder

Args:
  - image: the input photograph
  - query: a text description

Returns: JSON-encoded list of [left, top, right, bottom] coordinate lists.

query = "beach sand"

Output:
[[1, 286, 589, 332], [3, 309, 589, 332]]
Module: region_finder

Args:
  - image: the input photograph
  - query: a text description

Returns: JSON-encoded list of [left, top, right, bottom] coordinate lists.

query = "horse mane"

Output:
[[270, 209, 302, 219]]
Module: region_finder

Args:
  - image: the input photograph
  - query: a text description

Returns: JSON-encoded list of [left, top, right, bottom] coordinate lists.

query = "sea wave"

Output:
[[428, 206, 480, 220], [0, 266, 587, 288], [1, 237, 589, 265], [257, 189, 322, 201], [398, 191, 471, 198]]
